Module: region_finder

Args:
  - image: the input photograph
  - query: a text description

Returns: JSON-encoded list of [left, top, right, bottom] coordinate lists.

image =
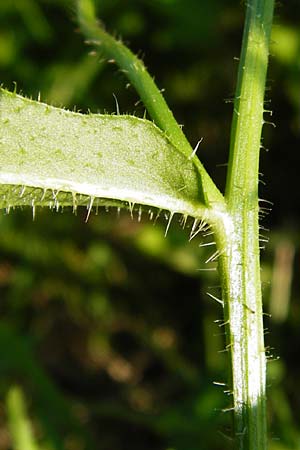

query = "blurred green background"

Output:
[[0, 1, 300, 449]]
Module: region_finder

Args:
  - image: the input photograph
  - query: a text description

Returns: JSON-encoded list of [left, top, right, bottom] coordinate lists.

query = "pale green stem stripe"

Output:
[[218, 1, 275, 449]]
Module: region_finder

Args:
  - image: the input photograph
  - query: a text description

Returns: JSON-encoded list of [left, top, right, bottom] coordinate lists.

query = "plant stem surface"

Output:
[[218, 1, 275, 449]]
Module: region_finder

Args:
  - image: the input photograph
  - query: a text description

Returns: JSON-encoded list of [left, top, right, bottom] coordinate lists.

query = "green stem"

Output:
[[76, 0, 225, 209], [225, 0, 274, 204], [217, 1, 274, 449], [216, 215, 267, 450], [77, 0, 191, 155]]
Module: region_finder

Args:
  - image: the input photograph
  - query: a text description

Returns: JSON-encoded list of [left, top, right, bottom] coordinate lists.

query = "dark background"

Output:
[[0, 1, 300, 449]]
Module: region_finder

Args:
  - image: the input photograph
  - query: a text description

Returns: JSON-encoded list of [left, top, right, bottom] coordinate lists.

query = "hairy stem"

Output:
[[76, 0, 225, 208], [217, 1, 275, 449], [77, 0, 190, 156]]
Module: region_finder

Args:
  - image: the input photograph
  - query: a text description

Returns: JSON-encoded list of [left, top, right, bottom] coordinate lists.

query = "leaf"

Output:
[[0, 88, 209, 219], [6, 386, 40, 450], [76, 0, 224, 209]]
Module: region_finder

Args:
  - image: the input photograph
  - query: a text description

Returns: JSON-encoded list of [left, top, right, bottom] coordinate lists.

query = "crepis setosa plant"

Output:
[[0, 0, 275, 449]]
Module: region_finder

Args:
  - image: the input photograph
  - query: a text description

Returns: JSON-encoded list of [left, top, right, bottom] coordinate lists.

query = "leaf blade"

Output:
[[0, 88, 208, 218]]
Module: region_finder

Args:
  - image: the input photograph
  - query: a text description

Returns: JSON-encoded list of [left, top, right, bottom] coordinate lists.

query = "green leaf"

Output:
[[76, 0, 225, 209], [6, 386, 40, 450], [0, 88, 209, 219]]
